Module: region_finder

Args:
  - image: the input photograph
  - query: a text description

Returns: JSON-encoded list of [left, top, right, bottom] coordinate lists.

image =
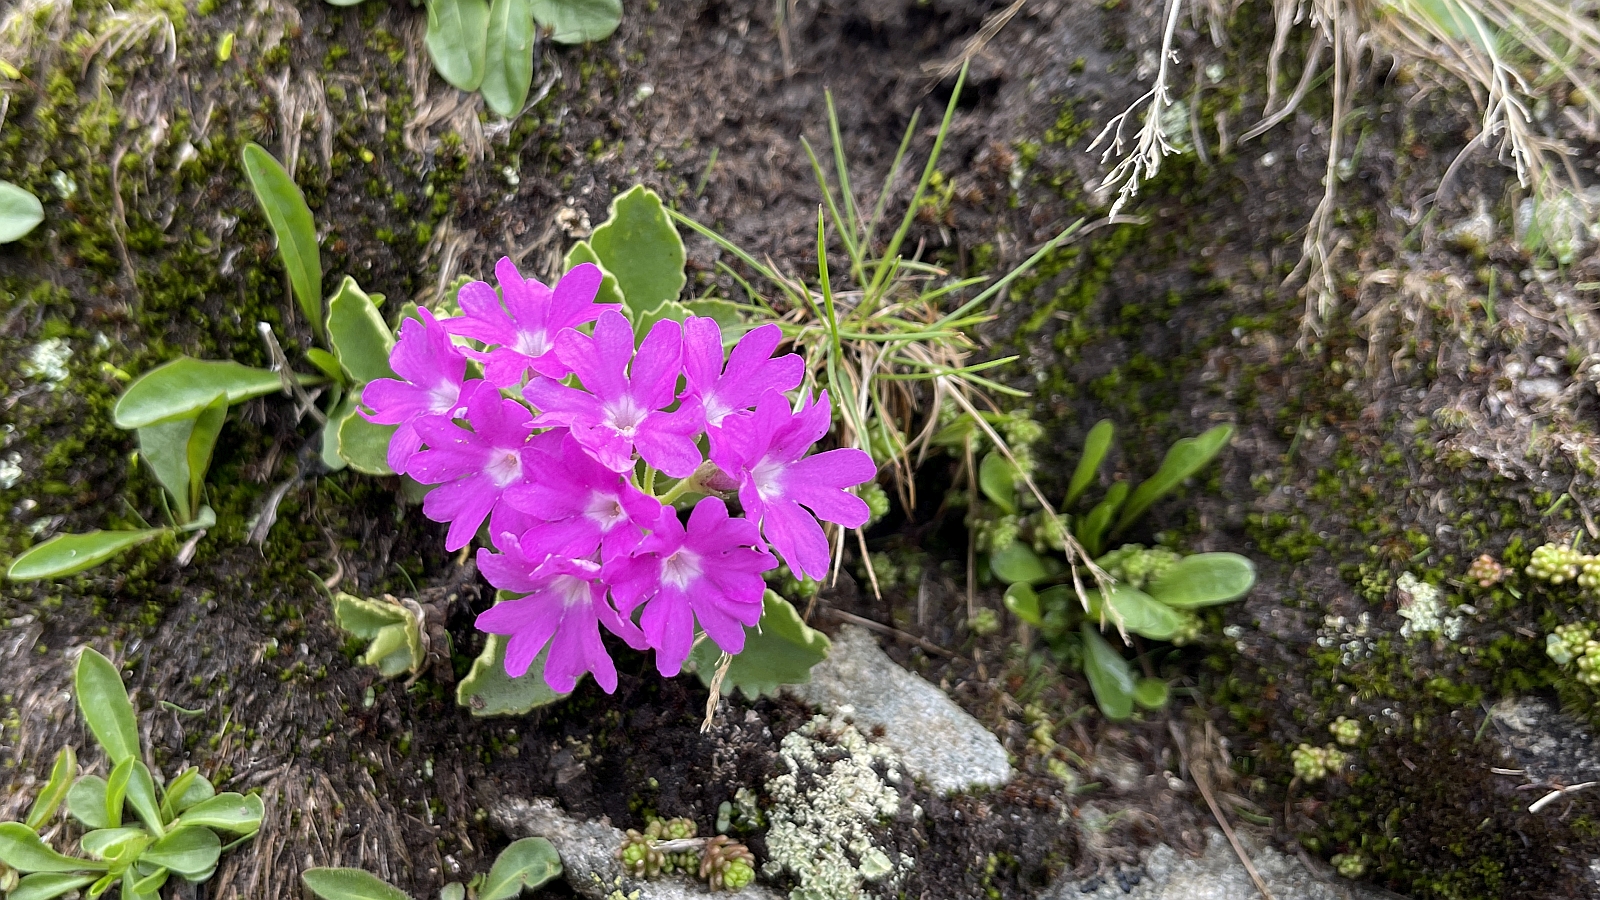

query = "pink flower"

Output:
[[712, 390, 878, 580], [444, 259, 615, 388], [407, 382, 543, 552], [523, 309, 704, 478], [681, 318, 804, 456], [360, 308, 471, 473], [606, 498, 776, 676], [476, 540, 645, 693], [502, 433, 662, 564]]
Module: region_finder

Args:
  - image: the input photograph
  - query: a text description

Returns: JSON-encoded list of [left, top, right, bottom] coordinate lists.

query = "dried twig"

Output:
[[821, 607, 960, 659]]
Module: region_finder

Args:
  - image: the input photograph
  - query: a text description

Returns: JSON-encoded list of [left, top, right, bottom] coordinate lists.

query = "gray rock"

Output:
[[1489, 696, 1600, 784], [490, 797, 783, 900], [1048, 829, 1399, 900], [1441, 210, 1496, 255], [783, 625, 1012, 794]]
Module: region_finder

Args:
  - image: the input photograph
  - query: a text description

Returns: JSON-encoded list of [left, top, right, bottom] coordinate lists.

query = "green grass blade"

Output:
[[801, 136, 865, 285], [934, 217, 1088, 327], [869, 62, 967, 301], [825, 90, 862, 245], [861, 108, 920, 258]]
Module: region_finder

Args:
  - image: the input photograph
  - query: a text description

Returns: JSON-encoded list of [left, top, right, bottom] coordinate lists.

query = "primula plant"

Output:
[[964, 418, 1257, 719], [4, 142, 395, 582], [361, 255, 877, 694], [0, 649, 263, 900]]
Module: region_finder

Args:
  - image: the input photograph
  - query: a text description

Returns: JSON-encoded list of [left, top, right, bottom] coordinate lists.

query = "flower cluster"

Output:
[[362, 258, 877, 692]]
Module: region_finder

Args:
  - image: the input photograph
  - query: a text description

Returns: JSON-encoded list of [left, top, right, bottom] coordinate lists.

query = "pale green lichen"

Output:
[[763, 715, 913, 900]]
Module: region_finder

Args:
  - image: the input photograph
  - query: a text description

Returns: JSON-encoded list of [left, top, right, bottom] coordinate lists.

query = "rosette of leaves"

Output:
[[980, 421, 1257, 719], [5, 360, 285, 580], [302, 836, 559, 900], [0, 649, 262, 900], [3, 144, 396, 582], [332, 593, 432, 679], [320, 0, 620, 116]]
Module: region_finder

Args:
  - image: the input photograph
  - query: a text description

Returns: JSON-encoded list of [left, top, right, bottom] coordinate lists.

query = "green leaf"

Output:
[[159, 768, 198, 823], [0, 180, 45, 243], [173, 793, 263, 834], [424, 0, 489, 91], [185, 394, 229, 523], [104, 759, 130, 830], [682, 299, 746, 335], [687, 591, 831, 699], [1091, 585, 1184, 641], [338, 413, 397, 476], [987, 541, 1059, 586], [1065, 419, 1113, 507], [332, 592, 410, 640], [306, 348, 347, 385], [1080, 625, 1135, 721], [25, 747, 77, 830], [302, 867, 416, 900], [79, 829, 149, 862], [321, 396, 355, 472], [0, 823, 106, 874], [587, 186, 686, 317], [482, 0, 534, 116], [1077, 480, 1128, 559], [9, 872, 98, 900], [1146, 552, 1256, 608], [1002, 582, 1041, 625], [479, 837, 561, 899], [114, 358, 289, 429], [563, 242, 625, 307], [67, 776, 111, 830], [129, 867, 168, 896], [456, 637, 568, 717], [1112, 424, 1232, 537], [977, 452, 1017, 515], [529, 0, 621, 43], [326, 277, 396, 384], [137, 416, 199, 523], [75, 648, 140, 766], [7, 529, 167, 581], [87, 871, 115, 897], [1133, 677, 1169, 710], [241, 143, 322, 339], [363, 623, 424, 678], [139, 827, 219, 878], [171, 773, 214, 814], [121, 762, 165, 837]]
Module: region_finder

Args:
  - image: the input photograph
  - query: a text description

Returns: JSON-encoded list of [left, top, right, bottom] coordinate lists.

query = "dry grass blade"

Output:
[[1089, 0, 1187, 216], [922, 0, 1030, 82]]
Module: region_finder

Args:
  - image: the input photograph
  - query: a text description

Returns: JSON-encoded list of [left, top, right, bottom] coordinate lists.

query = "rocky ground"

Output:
[[4, 0, 1600, 898]]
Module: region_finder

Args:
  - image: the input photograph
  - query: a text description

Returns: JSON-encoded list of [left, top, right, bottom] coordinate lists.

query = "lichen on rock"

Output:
[[762, 714, 915, 900]]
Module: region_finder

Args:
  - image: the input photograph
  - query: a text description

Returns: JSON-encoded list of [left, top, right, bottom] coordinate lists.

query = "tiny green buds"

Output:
[[1328, 716, 1362, 747], [699, 835, 756, 892], [1291, 743, 1348, 783], [1527, 542, 1583, 583], [617, 829, 664, 879]]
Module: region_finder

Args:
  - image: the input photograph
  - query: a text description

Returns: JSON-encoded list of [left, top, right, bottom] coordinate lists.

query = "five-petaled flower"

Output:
[[681, 318, 804, 456], [445, 259, 614, 387], [476, 538, 645, 693], [523, 309, 704, 478], [713, 389, 878, 580], [407, 382, 543, 552], [607, 498, 777, 676], [503, 433, 662, 564]]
